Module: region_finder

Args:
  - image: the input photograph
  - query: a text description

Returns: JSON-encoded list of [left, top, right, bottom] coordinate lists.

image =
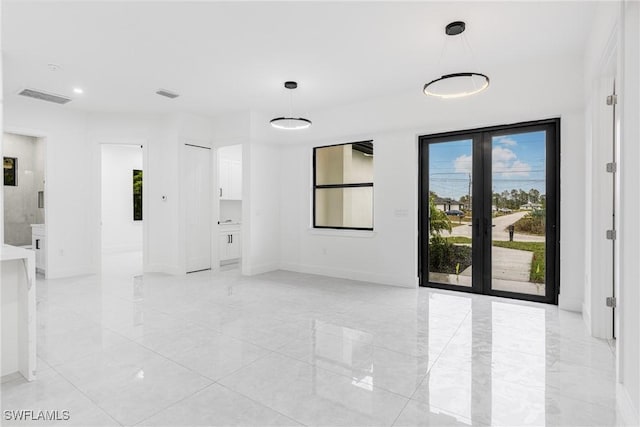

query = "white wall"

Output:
[[276, 56, 586, 311], [242, 142, 281, 275], [280, 130, 418, 286], [3, 99, 217, 278], [5, 99, 92, 278], [100, 144, 143, 253]]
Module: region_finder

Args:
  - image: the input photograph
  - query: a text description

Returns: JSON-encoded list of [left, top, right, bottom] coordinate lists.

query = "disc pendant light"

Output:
[[423, 21, 489, 99], [270, 81, 312, 130]]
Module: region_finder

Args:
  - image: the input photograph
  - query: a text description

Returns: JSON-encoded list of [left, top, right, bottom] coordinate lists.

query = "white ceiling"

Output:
[[3, 1, 596, 118]]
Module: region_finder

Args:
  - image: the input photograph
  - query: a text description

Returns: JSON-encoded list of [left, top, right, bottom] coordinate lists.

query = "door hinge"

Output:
[[606, 94, 618, 106], [606, 297, 617, 308], [606, 162, 617, 173], [606, 229, 617, 240]]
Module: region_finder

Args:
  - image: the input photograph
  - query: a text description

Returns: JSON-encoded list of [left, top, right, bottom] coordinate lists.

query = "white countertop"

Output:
[[1, 245, 34, 262]]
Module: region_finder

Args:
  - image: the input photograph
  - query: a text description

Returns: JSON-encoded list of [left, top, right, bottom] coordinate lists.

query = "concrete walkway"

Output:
[[430, 243, 544, 296], [459, 246, 532, 281], [448, 211, 545, 242]]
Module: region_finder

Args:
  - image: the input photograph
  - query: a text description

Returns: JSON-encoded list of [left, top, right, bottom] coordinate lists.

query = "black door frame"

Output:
[[418, 118, 560, 305]]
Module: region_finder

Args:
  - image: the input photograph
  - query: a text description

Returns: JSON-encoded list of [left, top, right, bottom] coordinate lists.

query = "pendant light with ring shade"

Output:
[[423, 21, 490, 99], [270, 81, 312, 130]]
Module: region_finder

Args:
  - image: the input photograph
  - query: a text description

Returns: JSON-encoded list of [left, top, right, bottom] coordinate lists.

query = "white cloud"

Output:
[[493, 146, 517, 163], [492, 147, 531, 177], [454, 154, 472, 174], [504, 160, 532, 177], [452, 147, 531, 178], [496, 137, 517, 147]]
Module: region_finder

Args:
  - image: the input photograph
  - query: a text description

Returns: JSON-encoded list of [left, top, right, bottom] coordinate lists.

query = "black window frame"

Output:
[[133, 169, 143, 221], [313, 140, 374, 231], [4, 157, 17, 186]]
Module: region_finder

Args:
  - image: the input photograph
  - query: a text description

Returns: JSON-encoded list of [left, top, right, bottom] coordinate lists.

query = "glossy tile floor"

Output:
[[1, 252, 620, 426]]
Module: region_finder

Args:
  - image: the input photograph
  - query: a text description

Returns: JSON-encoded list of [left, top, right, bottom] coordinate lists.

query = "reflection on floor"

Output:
[[102, 250, 143, 278], [438, 211, 547, 296], [1, 267, 618, 426]]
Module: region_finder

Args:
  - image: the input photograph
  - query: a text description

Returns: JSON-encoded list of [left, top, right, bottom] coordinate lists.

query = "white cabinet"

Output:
[[229, 160, 242, 200], [219, 228, 241, 261], [219, 158, 230, 199], [219, 159, 242, 200], [218, 146, 242, 200], [30, 224, 45, 274]]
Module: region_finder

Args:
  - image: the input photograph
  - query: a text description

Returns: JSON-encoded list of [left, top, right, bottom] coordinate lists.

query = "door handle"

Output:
[[228, 234, 231, 244], [484, 218, 490, 236], [230, 234, 233, 244], [475, 219, 480, 237], [220, 188, 222, 197], [35, 239, 40, 250]]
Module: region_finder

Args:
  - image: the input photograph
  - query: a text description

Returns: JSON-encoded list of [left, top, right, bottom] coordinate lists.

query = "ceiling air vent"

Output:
[[155, 89, 179, 99], [19, 88, 72, 105]]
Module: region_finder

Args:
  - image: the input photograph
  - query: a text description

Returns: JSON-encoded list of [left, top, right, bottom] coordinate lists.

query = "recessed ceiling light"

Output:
[[73, 88, 84, 94]]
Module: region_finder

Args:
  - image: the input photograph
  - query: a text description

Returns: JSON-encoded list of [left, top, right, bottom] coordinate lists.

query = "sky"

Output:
[[429, 130, 546, 200]]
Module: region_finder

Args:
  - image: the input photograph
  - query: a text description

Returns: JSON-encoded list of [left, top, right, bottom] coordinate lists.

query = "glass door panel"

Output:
[[490, 131, 547, 296], [420, 119, 558, 304], [427, 139, 474, 288]]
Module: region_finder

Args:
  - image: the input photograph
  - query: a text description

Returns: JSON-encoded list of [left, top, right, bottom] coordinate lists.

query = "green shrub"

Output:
[[429, 235, 472, 274], [513, 212, 545, 235]]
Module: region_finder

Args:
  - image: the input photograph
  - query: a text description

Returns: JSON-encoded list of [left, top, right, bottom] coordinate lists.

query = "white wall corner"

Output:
[[558, 294, 583, 313], [243, 263, 279, 276], [582, 302, 593, 335]]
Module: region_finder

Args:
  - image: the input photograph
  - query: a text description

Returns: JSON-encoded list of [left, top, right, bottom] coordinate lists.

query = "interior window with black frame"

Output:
[[313, 141, 373, 230]]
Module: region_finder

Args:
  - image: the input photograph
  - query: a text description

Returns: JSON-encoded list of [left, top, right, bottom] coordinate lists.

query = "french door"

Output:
[[419, 119, 559, 304]]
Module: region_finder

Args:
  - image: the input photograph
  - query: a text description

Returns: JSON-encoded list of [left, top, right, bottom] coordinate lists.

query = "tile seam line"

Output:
[[47, 363, 124, 427]]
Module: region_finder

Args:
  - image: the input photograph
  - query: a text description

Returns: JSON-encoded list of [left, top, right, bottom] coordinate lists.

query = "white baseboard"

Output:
[[558, 294, 582, 312], [617, 383, 639, 426], [102, 244, 143, 254], [279, 263, 417, 288], [145, 264, 183, 276], [243, 263, 279, 276], [46, 266, 95, 279]]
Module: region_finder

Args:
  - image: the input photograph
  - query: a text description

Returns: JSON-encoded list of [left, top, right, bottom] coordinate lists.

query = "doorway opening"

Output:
[[419, 119, 560, 304], [218, 144, 242, 271], [100, 144, 144, 277], [3, 132, 46, 275]]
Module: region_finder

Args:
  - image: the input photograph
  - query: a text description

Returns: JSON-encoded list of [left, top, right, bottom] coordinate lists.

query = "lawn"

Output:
[[443, 237, 545, 283]]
